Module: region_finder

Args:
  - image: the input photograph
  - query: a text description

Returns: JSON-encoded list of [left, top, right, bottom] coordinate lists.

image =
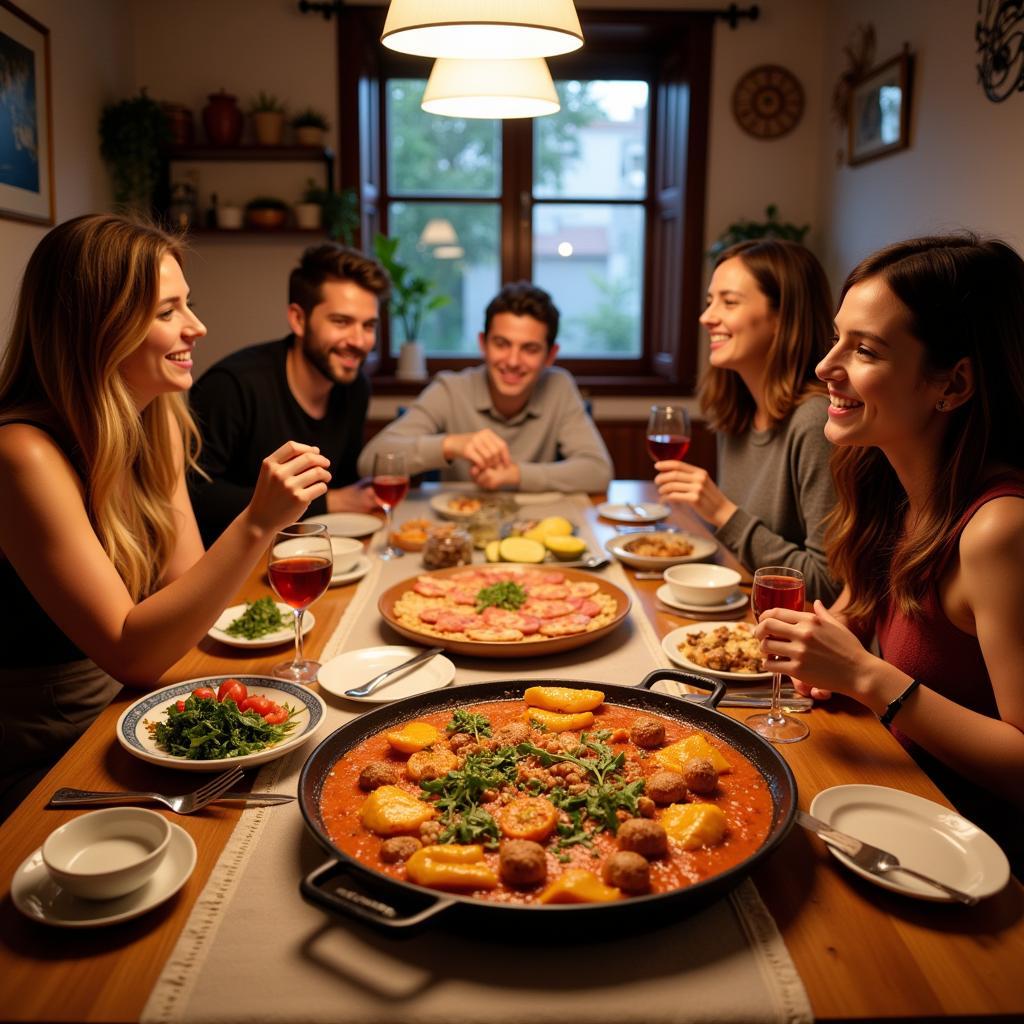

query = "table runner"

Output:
[[143, 492, 811, 1024]]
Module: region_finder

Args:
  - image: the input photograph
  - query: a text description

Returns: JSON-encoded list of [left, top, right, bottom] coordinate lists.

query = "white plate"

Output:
[[331, 553, 371, 587], [809, 784, 1011, 902], [514, 491, 565, 506], [305, 512, 382, 537], [606, 532, 718, 569], [656, 584, 749, 616], [662, 622, 771, 681], [116, 676, 327, 771], [429, 492, 487, 520], [318, 645, 456, 703], [597, 501, 670, 524], [208, 603, 314, 649], [12, 823, 196, 928]]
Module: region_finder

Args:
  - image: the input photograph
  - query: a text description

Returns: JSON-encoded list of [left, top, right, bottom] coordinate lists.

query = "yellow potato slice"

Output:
[[485, 540, 502, 562], [545, 535, 586, 560], [654, 734, 732, 774], [537, 516, 573, 537], [406, 844, 498, 891], [522, 707, 595, 731], [539, 869, 621, 904], [661, 803, 728, 850], [384, 721, 440, 754], [359, 785, 436, 836], [498, 537, 546, 563], [524, 685, 605, 713]]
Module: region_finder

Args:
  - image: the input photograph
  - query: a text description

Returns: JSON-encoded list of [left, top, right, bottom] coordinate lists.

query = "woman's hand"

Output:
[[654, 461, 737, 528], [245, 441, 331, 535]]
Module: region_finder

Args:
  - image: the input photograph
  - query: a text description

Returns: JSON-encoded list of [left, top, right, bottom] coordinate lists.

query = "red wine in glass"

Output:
[[268, 555, 332, 610], [372, 452, 408, 560], [646, 433, 691, 463], [752, 574, 806, 616], [372, 474, 409, 510]]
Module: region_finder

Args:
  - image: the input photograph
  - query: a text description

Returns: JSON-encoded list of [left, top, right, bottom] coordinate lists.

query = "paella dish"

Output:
[[318, 687, 774, 904]]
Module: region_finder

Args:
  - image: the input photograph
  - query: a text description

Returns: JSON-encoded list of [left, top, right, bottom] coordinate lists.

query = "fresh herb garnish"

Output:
[[446, 709, 492, 741], [474, 581, 527, 613], [153, 694, 300, 759], [224, 596, 285, 639]]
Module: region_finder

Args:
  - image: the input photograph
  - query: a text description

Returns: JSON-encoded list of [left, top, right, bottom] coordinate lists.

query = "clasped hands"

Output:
[[443, 428, 521, 490]]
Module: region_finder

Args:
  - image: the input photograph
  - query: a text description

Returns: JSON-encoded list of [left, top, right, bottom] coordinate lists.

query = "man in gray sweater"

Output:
[[358, 282, 612, 493]]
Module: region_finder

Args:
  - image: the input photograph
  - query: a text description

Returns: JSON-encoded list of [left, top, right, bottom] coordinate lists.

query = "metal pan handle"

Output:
[[301, 859, 456, 931], [639, 668, 728, 708]]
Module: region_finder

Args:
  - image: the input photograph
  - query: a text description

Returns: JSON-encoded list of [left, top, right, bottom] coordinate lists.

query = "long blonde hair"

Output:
[[0, 214, 201, 600], [700, 239, 833, 435], [826, 234, 1024, 627]]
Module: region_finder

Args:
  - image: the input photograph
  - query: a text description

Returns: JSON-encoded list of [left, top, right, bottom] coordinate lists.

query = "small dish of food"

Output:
[[605, 531, 718, 570], [429, 492, 486, 520], [663, 564, 743, 606], [208, 599, 314, 649], [662, 622, 771, 680]]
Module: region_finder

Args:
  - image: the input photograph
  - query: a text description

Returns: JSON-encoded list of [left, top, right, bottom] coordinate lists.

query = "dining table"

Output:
[[0, 480, 1021, 1024]]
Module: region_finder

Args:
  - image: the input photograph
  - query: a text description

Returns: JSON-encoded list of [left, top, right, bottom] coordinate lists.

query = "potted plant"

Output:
[[708, 204, 810, 261], [301, 180, 359, 243], [373, 234, 449, 376], [248, 92, 286, 146], [245, 196, 289, 230], [291, 107, 329, 147], [98, 88, 170, 211]]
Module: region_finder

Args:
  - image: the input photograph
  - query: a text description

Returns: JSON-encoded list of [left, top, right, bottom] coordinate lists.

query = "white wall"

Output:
[[819, 0, 1024, 286], [0, 0, 129, 341]]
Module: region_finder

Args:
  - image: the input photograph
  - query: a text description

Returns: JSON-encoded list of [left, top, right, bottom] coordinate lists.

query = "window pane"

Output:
[[533, 203, 644, 358], [534, 81, 649, 200], [388, 201, 501, 356], [387, 80, 501, 198]]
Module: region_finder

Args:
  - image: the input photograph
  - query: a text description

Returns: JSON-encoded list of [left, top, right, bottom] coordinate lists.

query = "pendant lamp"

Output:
[[422, 57, 560, 119], [418, 218, 459, 247], [382, 0, 583, 60]]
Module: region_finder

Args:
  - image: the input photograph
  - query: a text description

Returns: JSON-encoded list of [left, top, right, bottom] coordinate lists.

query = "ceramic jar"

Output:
[[202, 91, 242, 146]]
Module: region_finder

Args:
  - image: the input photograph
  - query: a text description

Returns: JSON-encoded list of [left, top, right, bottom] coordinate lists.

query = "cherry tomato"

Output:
[[175, 699, 187, 713], [191, 687, 217, 701], [217, 678, 248, 705], [240, 695, 273, 716], [263, 706, 289, 725]]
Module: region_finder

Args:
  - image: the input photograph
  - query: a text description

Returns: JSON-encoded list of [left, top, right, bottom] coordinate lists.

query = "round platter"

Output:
[[378, 565, 631, 659]]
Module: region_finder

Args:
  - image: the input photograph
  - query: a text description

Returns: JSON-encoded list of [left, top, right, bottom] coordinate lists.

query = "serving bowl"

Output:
[[42, 807, 171, 900], [663, 563, 742, 606]]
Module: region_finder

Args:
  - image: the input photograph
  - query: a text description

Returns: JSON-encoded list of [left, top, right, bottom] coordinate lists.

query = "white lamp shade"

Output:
[[422, 58, 560, 120], [382, 0, 583, 60], [419, 218, 459, 247], [433, 245, 465, 259]]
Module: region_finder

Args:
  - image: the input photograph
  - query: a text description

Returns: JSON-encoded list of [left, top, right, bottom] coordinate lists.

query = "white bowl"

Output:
[[331, 536, 363, 575], [663, 563, 742, 606], [42, 808, 171, 901]]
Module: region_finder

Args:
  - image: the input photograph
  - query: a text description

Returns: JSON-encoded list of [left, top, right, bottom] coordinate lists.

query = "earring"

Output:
[[936, 400, 947, 410]]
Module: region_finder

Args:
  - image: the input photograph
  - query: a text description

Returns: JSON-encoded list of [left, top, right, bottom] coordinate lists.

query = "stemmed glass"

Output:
[[646, 404, 692, 463], [267, 522, 333, 683], [747, 566, 809, 743], [372, 452, 410, 560]]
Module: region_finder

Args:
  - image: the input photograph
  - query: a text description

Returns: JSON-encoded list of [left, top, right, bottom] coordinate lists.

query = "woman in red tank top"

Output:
[[754, 234, 1024, 828]]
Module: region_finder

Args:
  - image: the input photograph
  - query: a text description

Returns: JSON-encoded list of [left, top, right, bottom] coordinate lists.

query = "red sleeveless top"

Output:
[[877, 475, 1024, 717]]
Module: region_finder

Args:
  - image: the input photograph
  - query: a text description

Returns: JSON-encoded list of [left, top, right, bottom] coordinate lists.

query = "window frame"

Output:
[[337, 8, 712, 395]]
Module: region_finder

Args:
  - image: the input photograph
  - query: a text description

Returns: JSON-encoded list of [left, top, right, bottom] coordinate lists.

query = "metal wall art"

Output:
[[976, 0, 1024, 102]]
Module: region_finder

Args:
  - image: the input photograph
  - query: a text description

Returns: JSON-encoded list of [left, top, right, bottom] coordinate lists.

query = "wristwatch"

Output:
[[880, 678, 921, 727]]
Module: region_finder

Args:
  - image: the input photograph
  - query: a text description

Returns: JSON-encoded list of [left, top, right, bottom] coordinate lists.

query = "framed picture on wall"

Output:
[[848, 49, 913, 167], [0, 0, 54, 224]]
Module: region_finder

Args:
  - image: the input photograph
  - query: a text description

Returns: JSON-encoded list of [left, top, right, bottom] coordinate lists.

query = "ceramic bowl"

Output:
[[330, 536, 363, 575], [42, 807, 172, 901], [663, 563, 742, 606]]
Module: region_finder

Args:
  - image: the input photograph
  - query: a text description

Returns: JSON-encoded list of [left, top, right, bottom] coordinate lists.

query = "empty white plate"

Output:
[[305, 512, 382, 537], [318, 645, 456, 703], [12, 824, 196, 927], [596, 502, 670, 524]]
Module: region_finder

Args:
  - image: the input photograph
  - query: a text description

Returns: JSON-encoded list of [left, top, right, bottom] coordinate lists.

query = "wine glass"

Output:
[[372, 451, 410, 560], [646, 404, 692, 463], [747, 566, 809, 743], [267, 522, 333, 683]]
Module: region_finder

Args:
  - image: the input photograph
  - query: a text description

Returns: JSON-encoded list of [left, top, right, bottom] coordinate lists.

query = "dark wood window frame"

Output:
[[337, 8, 712, 397]]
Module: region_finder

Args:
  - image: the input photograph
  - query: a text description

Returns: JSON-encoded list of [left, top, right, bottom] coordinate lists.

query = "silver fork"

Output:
[[48, 765, 246, 815]]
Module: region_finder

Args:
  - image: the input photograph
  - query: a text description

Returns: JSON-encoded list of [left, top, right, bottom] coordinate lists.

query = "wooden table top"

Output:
[[0, 481, 1021, 1023]]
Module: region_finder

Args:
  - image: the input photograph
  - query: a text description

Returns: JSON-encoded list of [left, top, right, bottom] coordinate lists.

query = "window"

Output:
[[338, 9, 713, 393]]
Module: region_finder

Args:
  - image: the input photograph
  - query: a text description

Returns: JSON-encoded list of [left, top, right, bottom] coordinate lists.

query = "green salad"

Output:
[[224, 596, 286, 639]]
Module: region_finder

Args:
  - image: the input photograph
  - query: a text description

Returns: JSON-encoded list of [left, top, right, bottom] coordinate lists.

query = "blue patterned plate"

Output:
[[115, 676, 327, 772]]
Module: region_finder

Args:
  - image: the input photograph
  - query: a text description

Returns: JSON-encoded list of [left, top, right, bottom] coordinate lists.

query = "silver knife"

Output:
[[49, 789, 295, 807], [679, 692, 813, 711], [344, 646, 444, 698], [796, 809, 978, 905]]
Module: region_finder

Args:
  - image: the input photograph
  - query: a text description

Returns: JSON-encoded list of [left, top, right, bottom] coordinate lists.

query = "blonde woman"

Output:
[[655, 240, 839, 602], [0, 215, 330, 812]]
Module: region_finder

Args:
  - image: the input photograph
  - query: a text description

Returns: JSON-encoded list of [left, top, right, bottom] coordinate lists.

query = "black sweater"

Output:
[[188, 337, 368, 546]]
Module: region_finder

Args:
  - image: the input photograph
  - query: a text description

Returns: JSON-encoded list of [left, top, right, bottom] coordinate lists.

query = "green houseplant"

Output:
[[708, 204, 810, 261], [99, 88, 170, 210], [292, 107, 329, 146], [248, 92, 286, 146], [373, 233, 449, 344], [302, 180, 359, 244]]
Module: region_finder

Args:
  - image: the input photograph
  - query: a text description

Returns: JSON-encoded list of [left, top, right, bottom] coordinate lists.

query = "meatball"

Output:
[[617, 818, 668, 858], [683, 757, 719, 795], [358, 760, 399, 792], [491, 721, 531, 748], [630, 717, 666, 749], [406, 748, 458, 781], [646, 770, 688, 806], [447, 731, 473, 752], [602, 850, 651, 894], [637, 796, 656, 819], [379, 836, 421, 864], [499, 839, 548, 887]]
